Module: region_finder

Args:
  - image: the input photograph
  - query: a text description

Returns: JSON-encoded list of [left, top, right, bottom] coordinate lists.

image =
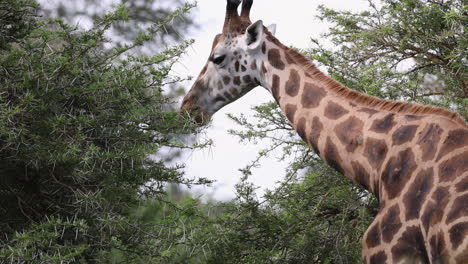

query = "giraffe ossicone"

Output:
[[181, 1, 468, 263]]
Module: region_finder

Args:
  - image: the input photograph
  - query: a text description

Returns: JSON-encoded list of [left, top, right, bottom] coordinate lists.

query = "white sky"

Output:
[[173, 0, 370, 201]]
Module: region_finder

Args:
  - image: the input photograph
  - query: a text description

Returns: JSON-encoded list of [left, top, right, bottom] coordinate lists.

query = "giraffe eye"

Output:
[[212, 55, 226, 65]]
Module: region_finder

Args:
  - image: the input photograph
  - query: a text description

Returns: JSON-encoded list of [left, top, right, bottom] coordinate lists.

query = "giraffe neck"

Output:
[[258, 41, 378, 195], [257, 34, 466, 200]]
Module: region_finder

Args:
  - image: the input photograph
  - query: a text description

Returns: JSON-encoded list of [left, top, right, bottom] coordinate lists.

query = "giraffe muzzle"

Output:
[[180, 99, 211, 125]]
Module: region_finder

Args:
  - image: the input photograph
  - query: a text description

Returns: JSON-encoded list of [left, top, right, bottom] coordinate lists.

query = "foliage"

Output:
[[0, 0, 212, 262], [308, 0, 467, 118], [203, 170, 376, 263], [38, 0, 195, 48]]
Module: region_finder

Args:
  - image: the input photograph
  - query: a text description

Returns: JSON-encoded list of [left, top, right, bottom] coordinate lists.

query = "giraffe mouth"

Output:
[[193, 110, 211, 125], [180, 104, 211, 126]]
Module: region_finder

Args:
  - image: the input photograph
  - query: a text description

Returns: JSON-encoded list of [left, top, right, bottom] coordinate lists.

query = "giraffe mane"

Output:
[[264, 31, 467, 127]]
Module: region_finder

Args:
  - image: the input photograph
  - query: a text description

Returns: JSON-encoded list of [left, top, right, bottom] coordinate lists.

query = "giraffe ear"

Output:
[[267, 24, 276, 36], [245, 20, 264, 51]]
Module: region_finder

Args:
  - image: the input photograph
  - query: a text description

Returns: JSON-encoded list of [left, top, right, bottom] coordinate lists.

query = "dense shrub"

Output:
[[0, 0, 210, 262]]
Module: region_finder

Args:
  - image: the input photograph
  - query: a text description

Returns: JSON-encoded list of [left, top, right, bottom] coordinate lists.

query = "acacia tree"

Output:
[[0, 0, 213, 262], [38, 0, 194, 47], [309, 0, 467, 117]]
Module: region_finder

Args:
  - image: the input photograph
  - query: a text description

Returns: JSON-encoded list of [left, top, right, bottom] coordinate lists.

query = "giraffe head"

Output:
[[181, 0, 276, 124]]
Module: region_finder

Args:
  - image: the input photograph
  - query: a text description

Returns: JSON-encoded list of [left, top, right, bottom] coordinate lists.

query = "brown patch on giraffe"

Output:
[[438, 150, 468, 182], [271, 74, 281, 103], [250, 60, 257, 70], [296, 118, 307, 141], [229, 88, 239, 96], [417, 123, 443, 161], [285, 104, 297, 123], [370, 113, 396, 134], [365, 222, 381, 248], [436, 128, 468, 161], [392, 226, 430, 264], [241, 65, 247, 72], [369, 251, 387, 264], [446, 193, 468, 224], [381, 204, 403, 243], [285, 69, 301, 97], [358, 108, 379, 116], [432, 186, 450, 207], [235, 61, 240, 72], [233, 76, 241, 86], [261, 41, 266, 54], [268, 48, 285, 70], [243, 75, 252, 84], [324, 101, 350, 120], [222, 76, 230, 86], [455, 176, 468, 193], [382, 148, 417, 199], [449, 222, 468, 251], [309, 117, 323, 156], [301, 83, 327, 109], [335, 116, 364, 153], [429, 231, 449, 264], [364, 138, 388, 173], [392, 125, 418, 146], [351, 161, 371, 191], [403, 168, 434, 220], [421, 187, 450, 232], [323, 137, 344, 174]]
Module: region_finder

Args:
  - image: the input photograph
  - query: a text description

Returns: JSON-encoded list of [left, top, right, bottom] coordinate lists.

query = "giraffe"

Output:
[[180, 0, 468, 263]]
